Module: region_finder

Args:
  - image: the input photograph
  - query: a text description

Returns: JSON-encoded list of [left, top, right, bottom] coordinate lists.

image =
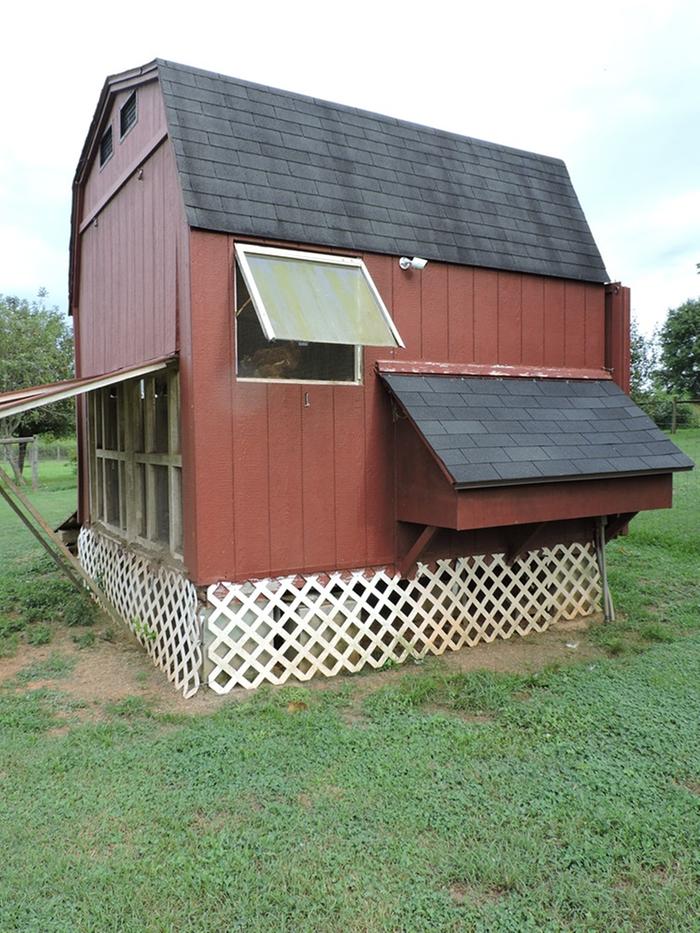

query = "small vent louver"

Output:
[[120, 91, 137, 138], [99, 126, 113, 167]]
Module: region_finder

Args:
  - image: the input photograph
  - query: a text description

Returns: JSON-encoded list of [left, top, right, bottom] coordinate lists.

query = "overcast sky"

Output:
[[1, 0, 698, 335]]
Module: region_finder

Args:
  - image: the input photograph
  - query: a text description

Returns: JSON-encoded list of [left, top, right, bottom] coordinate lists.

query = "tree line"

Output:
[[631, 298, 700, 431], [0, 291, 74, 480]]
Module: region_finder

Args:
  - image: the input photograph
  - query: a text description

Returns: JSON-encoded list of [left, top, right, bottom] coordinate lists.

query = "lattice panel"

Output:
[[78, 527, 201, 697], [206, 542, 601, 693]]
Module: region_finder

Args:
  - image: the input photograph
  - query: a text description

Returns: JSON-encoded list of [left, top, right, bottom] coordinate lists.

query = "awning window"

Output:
[[235, 244, 403, 348]]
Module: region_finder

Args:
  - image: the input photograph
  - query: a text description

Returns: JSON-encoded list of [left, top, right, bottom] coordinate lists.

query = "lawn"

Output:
[[0, 435, 698, 931], [0, 458, 77, 561]]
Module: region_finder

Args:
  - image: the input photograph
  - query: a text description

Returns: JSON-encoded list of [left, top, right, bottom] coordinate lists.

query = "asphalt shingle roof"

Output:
[[381, 373, 694, 489], [157, 60, 608, 283]]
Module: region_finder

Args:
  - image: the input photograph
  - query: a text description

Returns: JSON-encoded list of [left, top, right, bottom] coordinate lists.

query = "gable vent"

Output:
[[120, 91, 137, 138], [99, 126, 113, 167]]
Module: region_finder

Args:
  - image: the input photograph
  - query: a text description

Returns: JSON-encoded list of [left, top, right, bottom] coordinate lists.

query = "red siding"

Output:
[[605, 284, 631, 392], [76, 141, 185, 376], [183, 234, 609, 585], [83, 81, 167, 219]]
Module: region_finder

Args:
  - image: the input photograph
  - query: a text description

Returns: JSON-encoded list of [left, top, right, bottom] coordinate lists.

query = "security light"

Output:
[[399, 256, 428, 271]]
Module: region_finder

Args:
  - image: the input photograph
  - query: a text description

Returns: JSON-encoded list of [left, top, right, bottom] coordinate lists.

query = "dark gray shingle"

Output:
[[382, 373, 694, 489], [157, 60, 608, 282]]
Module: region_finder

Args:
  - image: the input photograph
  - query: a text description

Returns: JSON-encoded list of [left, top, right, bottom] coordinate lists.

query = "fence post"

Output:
[[671, 398, 677, 435], [30, 436, 39, 490]]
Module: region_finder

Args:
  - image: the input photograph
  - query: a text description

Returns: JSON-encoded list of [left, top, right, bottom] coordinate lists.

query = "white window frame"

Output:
[[234, 243, 404, 347]]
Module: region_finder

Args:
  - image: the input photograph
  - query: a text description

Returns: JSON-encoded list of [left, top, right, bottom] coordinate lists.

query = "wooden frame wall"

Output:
[[88, 368, 183, 562]]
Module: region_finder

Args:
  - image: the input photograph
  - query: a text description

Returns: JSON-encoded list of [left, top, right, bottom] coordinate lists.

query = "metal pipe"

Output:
[[595, 516, 615, 623]]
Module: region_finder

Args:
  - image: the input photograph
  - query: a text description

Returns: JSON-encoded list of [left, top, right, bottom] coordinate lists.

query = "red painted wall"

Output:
[[76, 141, 186, 377], [181, 230, 610, 585], [75, 80, 186, 379]]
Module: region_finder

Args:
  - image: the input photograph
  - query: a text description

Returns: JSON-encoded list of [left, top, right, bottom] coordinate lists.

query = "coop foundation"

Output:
[[204, 542, 602, 694], [78, 527, 201, 697]]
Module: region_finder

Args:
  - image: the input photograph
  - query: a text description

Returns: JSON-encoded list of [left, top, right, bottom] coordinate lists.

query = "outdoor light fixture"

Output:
[[399, 256, 428, 271]]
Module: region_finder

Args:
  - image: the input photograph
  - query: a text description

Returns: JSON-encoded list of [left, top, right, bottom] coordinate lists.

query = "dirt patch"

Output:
[[0, 614, 605, 717], [448, 882, 506, 907], [0, 624, 228, 718], [422, 704, 495, 725], [339, 707, 370, 728], [679, 780, 700, 796]]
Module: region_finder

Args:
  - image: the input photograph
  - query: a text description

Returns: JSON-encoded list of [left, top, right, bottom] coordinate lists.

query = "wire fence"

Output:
[[635, 398, 700, 433]]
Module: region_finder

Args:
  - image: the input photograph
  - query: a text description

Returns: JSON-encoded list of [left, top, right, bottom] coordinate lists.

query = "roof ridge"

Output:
[[156, 58, 566, 168], [154, 58, 608, 283]]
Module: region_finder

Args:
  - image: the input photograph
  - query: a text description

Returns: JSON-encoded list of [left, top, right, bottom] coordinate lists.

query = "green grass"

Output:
[[0, 458, 77, 562], [0, 433, 697, 931]]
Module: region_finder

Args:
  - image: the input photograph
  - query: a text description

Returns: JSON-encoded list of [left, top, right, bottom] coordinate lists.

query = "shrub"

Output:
[[63, 594, 98, 627], [26, 624, 53, 647]]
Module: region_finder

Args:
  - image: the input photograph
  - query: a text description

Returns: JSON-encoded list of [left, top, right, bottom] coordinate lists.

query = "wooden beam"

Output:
[[377, 360, 612, 381], [78, 130, 168, 233], [605, 512, 636, 541], [0, 467, 118, 619], [399, 524, 438, 579], [505, 522, 546, 566]]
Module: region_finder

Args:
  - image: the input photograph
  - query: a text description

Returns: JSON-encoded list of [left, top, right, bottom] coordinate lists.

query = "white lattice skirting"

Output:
[[206, 542, 602, 693], [78, 527, 201, 697]]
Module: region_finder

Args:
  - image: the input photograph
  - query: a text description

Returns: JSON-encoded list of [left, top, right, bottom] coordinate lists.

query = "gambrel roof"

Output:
[[156, 59, 608, 283]]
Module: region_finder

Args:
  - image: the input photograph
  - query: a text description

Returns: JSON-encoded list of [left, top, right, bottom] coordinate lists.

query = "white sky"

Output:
[[1, 0, 698, 335]]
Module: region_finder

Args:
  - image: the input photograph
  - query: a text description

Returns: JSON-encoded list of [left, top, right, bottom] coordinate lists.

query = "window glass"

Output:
[[237, 276, 355, 382], [236, 245, 402, 347]]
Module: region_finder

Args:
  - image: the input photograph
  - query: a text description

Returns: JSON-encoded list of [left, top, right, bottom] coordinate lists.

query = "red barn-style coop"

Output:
[[4, 60, 693, 696]]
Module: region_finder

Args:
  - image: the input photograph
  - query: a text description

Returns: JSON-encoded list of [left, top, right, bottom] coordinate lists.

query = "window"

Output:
[[235, 244, 403, 383], [88, 369, 182, 558], [120, 91, 137, 138], [99, 126, 113, 167]]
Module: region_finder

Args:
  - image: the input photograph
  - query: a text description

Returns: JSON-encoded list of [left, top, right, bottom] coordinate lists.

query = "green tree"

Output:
[[0, 290, 74, 479], [629, 317, 657, 402], [657, 298, 700, 397]]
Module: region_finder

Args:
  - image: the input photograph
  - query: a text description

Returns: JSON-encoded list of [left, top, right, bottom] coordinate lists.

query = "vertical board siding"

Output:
[[543, 279, 566, 366], [447, 265, 475, 362], [564, 282, 586, 368], [77, 142, 181, 376], [180, 231, 235, 582], [584, 284, 605, 369], [421, 263, 449, 361], [497, 271, 523, 364], [300, 385, 337, 570], [268, 385, 305, 572], [333, 387, 367, 569], [473, 269, 499, 362], [179, 237, 609, 585], [82, 81, 167, 219], [232, 383, 271, 578], [521, 275, 545, 365]]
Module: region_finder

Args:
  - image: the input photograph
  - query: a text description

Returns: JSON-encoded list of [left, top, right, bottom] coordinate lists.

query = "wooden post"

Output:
[[671, 398, 677, 435], [0, 464, 119, 622], [30, 436, 39, 490]]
